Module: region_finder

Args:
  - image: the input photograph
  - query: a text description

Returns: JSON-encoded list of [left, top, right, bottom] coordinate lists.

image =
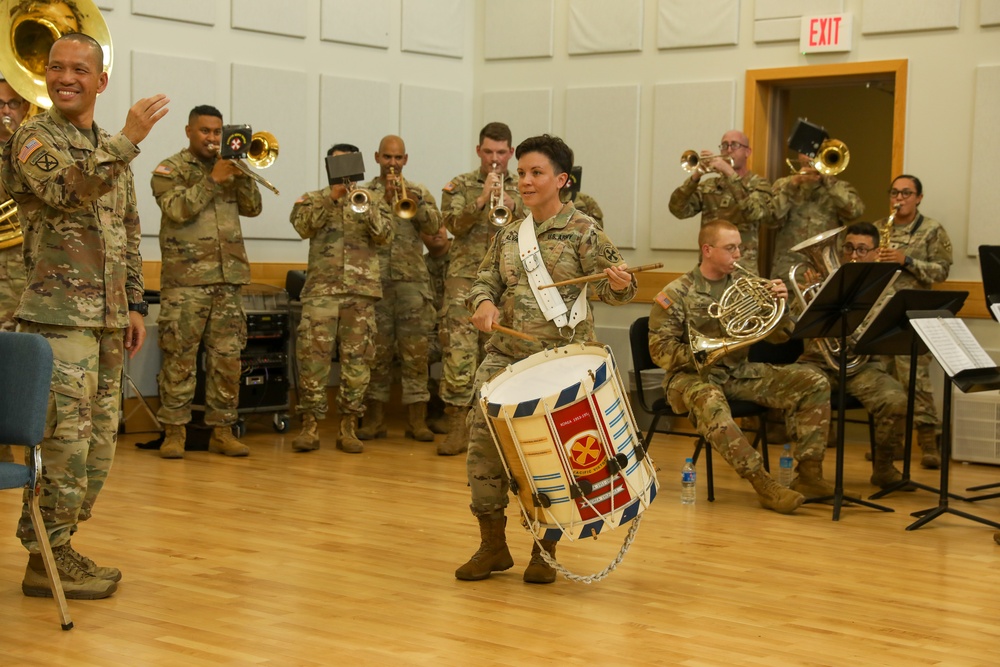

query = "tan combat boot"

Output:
[[917, 426, 941, 470], [790, 459, 835, 499], [336, 414, 364, 454], [159, 424, 186, 459], [437, 405, 469, 456], [870, 445, 909, 489], [66, 543, 122, 582], [523, 539, 558, 584], [22, 546, 117, 599], [745, 468, 804, 514], [356, 400, 386, 440], [455, 512, 514, 581], [292, 413, 321, 452], [405, 402, 435, 442], [209, 426, 250, 457]]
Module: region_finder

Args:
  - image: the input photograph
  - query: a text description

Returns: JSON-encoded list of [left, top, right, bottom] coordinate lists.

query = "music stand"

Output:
[[791, 261, 898, 520], [854, 289, 967, 499], [903, 310, 1000, 531]]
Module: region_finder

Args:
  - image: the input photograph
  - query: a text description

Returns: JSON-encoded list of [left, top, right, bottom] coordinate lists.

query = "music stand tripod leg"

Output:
[[122, 372, 162, 431]]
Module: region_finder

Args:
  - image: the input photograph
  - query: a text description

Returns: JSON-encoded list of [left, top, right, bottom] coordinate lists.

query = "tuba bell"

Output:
[[688, 264, 786, 371], [788, 226, 868, 375]]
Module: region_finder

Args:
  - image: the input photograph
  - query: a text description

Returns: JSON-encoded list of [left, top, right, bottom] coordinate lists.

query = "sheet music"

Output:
[[909, 317, 995, 377]]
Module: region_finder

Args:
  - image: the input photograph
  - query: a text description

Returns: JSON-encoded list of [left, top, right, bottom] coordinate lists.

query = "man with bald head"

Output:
[[669, 129, 775, 274], [357, 135, 442, 443]]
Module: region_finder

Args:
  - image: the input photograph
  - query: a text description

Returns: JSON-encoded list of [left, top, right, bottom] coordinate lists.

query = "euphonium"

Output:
[[488, 162, 511, 226], [389, 167, 417, 219], [0, 198, 22, 250], [688, 263, 786, 371], [788, 226, 868, 375]]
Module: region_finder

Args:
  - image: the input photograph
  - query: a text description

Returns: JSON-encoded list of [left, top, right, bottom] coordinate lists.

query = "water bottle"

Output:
[[779, 444, 794, 488], [680, 457, 696, 505]]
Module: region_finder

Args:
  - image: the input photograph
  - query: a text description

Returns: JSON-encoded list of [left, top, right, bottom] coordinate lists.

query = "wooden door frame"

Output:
[[744, 59, 908, 178]]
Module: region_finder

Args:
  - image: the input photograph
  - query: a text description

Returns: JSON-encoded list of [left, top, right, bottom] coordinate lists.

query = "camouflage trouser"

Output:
[[884, 352, 939, 430], [802, 361, 906, 452], [666, 363, 830, 477], [0, 244, 27, 332], [156, 285, 247, 427], [466, 350, 521, 517], [15, 322, 124, 551], [295, 294, 376, 419], [439, 276, 487, 408], [367, 280, 433, 405]]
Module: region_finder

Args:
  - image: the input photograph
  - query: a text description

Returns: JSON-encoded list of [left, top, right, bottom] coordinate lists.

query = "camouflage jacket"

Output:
[[563, 191, 604, 229], [467, 202, 636, 359], [771, 174, 865, 281], [151, 148, 262, 288], [441, 168, 523, 280], [668, 172, 775, 274], [366, 176, 441, 287], [875, 213, 952, 291], [648, 265, 792, 386], [290, 185, 392, 300], [0, 107, 143, 328], [424, 250, 450, 315]]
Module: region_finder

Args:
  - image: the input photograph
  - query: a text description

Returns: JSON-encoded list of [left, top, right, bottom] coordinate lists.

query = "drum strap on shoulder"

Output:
[[518, 215, 588, 331]]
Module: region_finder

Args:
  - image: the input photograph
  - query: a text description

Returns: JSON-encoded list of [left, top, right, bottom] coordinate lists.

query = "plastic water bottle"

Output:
[[779, 444, 794, 488], [680, 457, 696, 505]]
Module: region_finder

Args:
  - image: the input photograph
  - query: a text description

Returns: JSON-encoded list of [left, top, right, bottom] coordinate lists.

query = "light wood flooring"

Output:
[[2, 412, 999, 666]]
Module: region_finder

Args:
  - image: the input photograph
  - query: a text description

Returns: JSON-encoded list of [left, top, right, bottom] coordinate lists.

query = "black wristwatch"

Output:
[[128, 301, 149, 317]]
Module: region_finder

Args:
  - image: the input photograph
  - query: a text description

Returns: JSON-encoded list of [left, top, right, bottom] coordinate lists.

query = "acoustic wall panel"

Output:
[[564, 85, 640, 249], [658, 0, 739, 49], [754, 0, 842, 20], [130, 52, 219, 240], [231, 0, 307, 38], [982, 0, 1000, 26], [131, 0, 214, 25], [754, 17, 800, 43], [569, 0, 643, 55], [97, 0, 114, 9], [484, 0, 554, 60], [401, 0, 466, 59], [862, 0, 960, 34], [319, 75, 394, 187], [321, 0, 391, 49], [650, 80, 735, 252], [232, 63, 309, 240], [481, 89, 552, 149], [400, 84, 466, 202], [968, 65, 1000, 251]]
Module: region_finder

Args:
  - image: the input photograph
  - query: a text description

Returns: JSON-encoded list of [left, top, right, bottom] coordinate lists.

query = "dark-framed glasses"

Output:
[[0, 99, 24, 111], [719, 141, 748, 151], [888, 188, 916, 198], [842, 243, 873, 258]]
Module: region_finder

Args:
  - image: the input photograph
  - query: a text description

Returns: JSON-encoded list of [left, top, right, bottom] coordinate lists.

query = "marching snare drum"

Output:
[[480, 343, 658, 542]]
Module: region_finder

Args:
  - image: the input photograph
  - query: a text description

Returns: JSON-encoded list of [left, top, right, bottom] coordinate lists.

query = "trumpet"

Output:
[[210, 131, 281, 195], [680, 150, 735, 174], [389, 167, 417, 219], [347, 184, 372, 214], [488, 162, 511, 226]]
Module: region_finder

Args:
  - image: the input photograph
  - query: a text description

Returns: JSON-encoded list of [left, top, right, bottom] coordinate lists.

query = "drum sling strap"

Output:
[[518, 214, 588, 332]]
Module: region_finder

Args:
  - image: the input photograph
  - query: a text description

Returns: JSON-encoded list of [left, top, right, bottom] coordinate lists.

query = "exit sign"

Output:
[[800, 13, 853, 54]]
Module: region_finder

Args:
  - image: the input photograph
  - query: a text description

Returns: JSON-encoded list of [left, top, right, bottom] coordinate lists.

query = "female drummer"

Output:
[[458, 134, 636, 584]]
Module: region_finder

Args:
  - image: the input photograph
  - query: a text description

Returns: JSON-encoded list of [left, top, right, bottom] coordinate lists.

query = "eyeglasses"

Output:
[[719, 142, 748, 152], [711, 243, 744, 254], [842, 244, 873, 258], [888, 188, 916, 198], [0, 99, 24, 111]]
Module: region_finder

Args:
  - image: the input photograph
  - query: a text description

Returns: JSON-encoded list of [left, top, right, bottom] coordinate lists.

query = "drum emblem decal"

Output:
[[570, 434, 603, 474]]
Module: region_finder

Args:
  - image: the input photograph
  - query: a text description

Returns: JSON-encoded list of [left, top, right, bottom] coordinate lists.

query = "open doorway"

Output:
[[744, 60, 908, 275]]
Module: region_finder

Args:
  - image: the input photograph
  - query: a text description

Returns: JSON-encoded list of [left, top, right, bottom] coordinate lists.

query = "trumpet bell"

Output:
[[814, 139, 849, 176], [349, 187, 371, 214], [680, 150, 701, 173], [247, 131, 278, 169], [0, 0, 113, 109]]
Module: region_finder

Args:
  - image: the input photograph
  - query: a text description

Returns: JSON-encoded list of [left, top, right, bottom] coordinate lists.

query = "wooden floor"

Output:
[[2, 412, 999, 666]]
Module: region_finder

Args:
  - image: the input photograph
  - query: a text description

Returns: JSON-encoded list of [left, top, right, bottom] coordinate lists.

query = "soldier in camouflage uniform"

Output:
[[456, 135, 636, 585], [289, 144, 392, 454], [151, 105, 262, 459], [0, 34, 168, 599], [669, 130, 775, 274], [421, 224, 451, 434], [648, 220, 832, 514], [0, 76, 29, 465], [770, 152, 865, 283], [356, 135, 441, 443], [438, 122, 523, 456], [872, 179, 952, 469]]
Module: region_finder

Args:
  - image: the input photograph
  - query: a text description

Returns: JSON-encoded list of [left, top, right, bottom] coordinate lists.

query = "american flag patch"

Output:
[[153, 164, 173, 176], [295, 196, 304, 204], [442, 181, 455, 193], [18, 137, 43, 163], [654, 290, 672, 310]]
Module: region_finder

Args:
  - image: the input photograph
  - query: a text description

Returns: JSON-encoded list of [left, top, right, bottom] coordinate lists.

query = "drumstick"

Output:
[[468, 318, 540, 343], [537, 263, 664, 289]]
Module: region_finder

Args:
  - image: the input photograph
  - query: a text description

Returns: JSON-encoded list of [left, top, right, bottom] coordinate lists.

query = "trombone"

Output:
[[785, 139, 850, 177], [488, 162, 511, 226], [212, 131, 281, 195], [680, 150, 734, 174], [389, 167, 417, 219]]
